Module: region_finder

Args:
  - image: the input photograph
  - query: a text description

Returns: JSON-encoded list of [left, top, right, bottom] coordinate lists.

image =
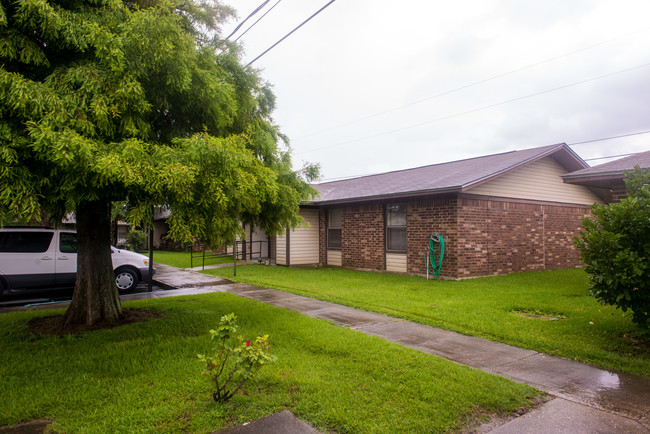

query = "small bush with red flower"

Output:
[[198, 313, 276, 402]]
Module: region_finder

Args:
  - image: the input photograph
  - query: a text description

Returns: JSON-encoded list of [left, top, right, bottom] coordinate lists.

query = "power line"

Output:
[[583, 153, 636, 162], [297, 61, 650, 155], [295, 25, 650, 141], [225, 0, 270, 41], [233, 0, 283, 43], [568, 130, 650, 146], [246, 0, 337, 67]]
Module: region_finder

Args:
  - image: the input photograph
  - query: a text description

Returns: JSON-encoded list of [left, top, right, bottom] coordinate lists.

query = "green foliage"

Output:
[[0, 0, 317, 244], [0, 0, 318, 323], [125, 228, 146, 251], [198, 313, 276, 402], [574, 166, 650, 331]]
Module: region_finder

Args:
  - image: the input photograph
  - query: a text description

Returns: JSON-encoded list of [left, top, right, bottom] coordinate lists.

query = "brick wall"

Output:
[[406, 196, 458, 279], [341, 203, 385, 270], [543, 205, 590, 269], [314, 195, 590, 278], [611, 184, 628, 202], [456, 197, 590, 277], [457, 200, 545, 277]]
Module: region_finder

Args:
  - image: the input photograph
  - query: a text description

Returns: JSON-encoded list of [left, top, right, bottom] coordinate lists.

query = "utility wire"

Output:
[[233, 0, 283, 43], [295, 25, 650, 141], [568, 130, 650, 146], [246, 0, 337, 67], [583, 153, 636, 162], [297, 61, 650, 155], [225, 0, 270, 41]]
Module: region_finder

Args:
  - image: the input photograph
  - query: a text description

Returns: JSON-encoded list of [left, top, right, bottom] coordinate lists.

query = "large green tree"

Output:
[[0, 0, 317, 326], [574, 166, 650, 330]]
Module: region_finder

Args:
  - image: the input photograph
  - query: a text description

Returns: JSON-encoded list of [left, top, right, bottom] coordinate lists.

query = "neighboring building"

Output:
[[562, 150, 650, 202], [276, 143, 605, 279]]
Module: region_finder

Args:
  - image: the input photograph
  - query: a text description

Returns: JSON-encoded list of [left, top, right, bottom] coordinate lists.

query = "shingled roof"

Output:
[[562, 149, 650, 185], [312, 143, 587, 204]]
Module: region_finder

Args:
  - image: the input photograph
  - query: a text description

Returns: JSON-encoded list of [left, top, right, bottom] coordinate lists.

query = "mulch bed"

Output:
[[28, 308, 164, 336], [0, 420, 52, 434]]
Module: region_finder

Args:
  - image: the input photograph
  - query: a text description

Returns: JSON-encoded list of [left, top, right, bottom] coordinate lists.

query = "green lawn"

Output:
[[0, 294, 539, 433], [151, 250, 237, 269], [205, 266, 650, 376]]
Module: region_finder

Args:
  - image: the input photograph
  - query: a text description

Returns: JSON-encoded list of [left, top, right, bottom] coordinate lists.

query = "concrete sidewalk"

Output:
[[150, 263, 231, 288]]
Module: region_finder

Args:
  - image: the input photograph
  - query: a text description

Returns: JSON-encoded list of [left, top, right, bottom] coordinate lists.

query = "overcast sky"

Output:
[[222, 0, 650, 181]]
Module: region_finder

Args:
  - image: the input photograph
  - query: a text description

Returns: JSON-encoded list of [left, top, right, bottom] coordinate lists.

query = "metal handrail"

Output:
[[189, 241, 269, 270]]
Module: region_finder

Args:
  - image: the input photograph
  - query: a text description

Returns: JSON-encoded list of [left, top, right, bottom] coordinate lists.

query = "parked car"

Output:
[[0, 227, 154, 296]]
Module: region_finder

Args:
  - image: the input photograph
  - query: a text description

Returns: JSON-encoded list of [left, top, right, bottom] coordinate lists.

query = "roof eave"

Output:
[[562, 171, 625, 183], [306, 186, 463, 205]]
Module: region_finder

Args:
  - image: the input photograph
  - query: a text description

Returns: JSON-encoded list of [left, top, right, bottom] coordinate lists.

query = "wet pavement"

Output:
[[215, 410, 319, 434], [152, 263, 230, 289], [3, 265, 648, 433]]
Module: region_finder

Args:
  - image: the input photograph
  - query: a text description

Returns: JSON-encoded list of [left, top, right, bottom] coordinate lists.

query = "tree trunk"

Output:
[[64, 199, 122, 326]]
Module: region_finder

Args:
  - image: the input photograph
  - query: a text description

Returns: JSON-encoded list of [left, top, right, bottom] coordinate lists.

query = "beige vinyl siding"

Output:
[[276, 232, 287, 265], [386, 253, 407, 273], [468, 157, 602, 205], [277, 208, 320, 266], [290, 208, 319, 265], [327, 249, 342, 266]]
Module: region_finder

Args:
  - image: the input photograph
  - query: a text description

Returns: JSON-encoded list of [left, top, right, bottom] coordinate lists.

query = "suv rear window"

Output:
[[0, 231, 54, 253]]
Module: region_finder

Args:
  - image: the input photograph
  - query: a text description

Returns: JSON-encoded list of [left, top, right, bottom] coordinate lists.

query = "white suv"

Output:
[[0, 228, 155, 296]]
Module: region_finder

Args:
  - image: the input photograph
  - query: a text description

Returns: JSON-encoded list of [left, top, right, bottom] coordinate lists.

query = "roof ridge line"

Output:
[[315, 143, 563, 186]]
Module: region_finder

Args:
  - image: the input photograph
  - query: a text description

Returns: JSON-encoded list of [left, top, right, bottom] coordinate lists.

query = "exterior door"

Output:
[[55, 231, 78, 287]]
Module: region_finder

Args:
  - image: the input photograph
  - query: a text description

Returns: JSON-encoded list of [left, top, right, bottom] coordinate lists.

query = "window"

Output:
[[59, 233, 78, 254], [0, 231, 54, 253], [327, 208, 342, 249], [386, 204, 406, 252]]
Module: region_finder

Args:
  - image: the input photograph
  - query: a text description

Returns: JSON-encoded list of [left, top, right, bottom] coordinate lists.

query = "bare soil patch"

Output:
[[0, 419, 51, 433], [29, 308, 163, 336]]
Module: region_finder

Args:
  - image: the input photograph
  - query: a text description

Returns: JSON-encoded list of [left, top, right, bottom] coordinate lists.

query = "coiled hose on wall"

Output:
[[425, 233, 444, 278]]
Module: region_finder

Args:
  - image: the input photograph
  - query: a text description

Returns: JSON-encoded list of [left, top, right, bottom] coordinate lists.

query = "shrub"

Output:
[[574, 166, 650, 330], [198, 313, 276, 402], [126, 229, 147, 251]]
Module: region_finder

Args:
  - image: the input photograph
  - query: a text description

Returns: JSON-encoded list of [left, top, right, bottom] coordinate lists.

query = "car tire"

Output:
[[115, 267, 139, 293]]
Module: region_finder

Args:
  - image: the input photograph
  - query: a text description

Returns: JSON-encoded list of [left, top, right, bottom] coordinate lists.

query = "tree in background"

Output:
[[0, 0, 318, 326], [574, 166, 650, 331]]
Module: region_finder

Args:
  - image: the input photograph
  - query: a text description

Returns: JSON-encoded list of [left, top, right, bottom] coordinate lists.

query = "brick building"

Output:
[[274, 144, 643, 279]]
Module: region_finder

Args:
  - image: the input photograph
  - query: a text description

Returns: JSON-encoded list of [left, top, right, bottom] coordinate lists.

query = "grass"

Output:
[[0, 293, 539, 433], [205, 266, 650, 376], [151, 250, 237, 269]]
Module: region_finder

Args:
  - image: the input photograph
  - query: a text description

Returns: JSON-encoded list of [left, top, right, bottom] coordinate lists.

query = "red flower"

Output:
[[246, 340, 251, 346]]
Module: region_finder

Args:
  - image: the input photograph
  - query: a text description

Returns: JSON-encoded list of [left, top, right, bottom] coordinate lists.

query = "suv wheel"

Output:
[[115, 268, 139, 293]]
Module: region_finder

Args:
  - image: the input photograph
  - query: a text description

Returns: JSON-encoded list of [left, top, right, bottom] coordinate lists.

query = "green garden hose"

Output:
[[425, 233, 444, 278]]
